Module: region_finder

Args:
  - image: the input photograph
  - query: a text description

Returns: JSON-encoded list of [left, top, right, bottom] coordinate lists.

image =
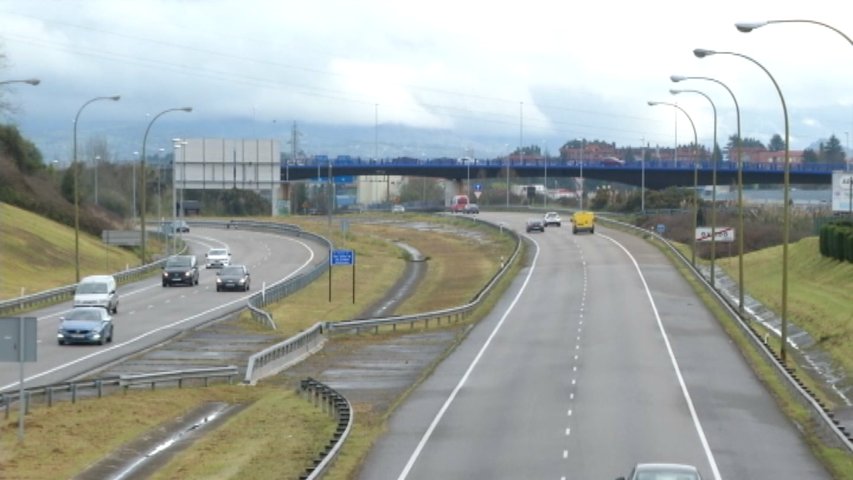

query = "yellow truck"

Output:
[[571, 211, 595, 234]]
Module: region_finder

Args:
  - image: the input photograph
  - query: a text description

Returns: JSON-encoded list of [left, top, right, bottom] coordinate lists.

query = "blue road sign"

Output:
[[656, 224, 666, 234], [474, 183, 482, 192], [331, 249, 355, 266]]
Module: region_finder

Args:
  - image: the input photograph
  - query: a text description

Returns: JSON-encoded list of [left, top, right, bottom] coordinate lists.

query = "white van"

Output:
[[74, 275, 119, 313]]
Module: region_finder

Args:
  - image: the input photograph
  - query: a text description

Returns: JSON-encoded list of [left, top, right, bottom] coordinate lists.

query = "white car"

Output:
[[543, 211, 561, 227], [205, 248, 231, 269]]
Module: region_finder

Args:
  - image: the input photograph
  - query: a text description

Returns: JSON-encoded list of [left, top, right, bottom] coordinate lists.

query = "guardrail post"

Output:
[[178, 378, 184, 388], [24, 391, 30, 415], [3, 394, 9, 419], [96, 379, 103, 398], [47, 387, 54, 407], [71, 383, 78, 404]]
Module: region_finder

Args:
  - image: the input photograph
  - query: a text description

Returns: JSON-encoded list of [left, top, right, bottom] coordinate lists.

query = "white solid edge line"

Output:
[[600, 233, 722, 480], [1, 238, 316, 392], [396, 237, 541, 480]]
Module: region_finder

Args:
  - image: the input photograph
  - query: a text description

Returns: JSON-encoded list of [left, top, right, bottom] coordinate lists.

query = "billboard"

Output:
[[832, 171, 853, 213]]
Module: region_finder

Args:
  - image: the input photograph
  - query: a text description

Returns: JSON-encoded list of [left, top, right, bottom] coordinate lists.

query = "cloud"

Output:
[[1, 0, 851, 162]]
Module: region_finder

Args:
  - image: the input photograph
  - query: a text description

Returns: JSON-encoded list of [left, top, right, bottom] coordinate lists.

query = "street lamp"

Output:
[[0, 78, 40, 86], [735, 20, 853, 45], [132, 151, 139, 224], [170, 138, 188, 255], [672, 74, 746, 313], [140, 107, 192, 265], [93, 155, 101, 206], [648, 101, 699, 267], [544, 153, 548, 209], [73, 95, 121, 282], [670, 88, 719, 287], [579, 139, 585, 210], [694, 47, 792, 363]]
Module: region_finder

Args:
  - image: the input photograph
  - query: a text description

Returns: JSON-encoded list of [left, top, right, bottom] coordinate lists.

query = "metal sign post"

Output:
[[0, 317, 37, 442], [329, 249, 356, 303]]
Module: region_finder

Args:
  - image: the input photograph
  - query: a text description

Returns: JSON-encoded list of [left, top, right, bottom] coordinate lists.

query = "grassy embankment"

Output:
[[0, 212, 517, 479], [0, 202, 149, 299]]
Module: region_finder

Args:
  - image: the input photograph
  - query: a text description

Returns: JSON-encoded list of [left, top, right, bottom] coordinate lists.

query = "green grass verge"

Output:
[[0, 202, 148, 298]]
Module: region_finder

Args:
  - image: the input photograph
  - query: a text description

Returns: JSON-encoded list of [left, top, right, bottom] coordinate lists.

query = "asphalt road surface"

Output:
[[0, 226, 327, 392], [359, 212, 830, 480]]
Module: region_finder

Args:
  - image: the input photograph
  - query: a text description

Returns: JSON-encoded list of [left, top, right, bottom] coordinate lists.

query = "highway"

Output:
[[0, 226, 327, 392], [359, 212, 830, 480]]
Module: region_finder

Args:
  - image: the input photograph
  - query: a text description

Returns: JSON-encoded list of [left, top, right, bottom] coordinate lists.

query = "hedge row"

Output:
[[819, 221, 853, 263]]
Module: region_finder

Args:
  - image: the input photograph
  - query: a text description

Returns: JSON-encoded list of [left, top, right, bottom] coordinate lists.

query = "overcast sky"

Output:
[[1, 0, 851, 162]]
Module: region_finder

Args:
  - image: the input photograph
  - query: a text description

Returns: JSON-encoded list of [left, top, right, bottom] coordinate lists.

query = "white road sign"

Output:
[[832, 171, 853, 213], [696, 226, 735, 243]]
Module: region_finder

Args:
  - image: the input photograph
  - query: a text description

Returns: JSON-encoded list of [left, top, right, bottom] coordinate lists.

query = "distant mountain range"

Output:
[[23, 118, 561, 166], [18, 117, 852, 167]]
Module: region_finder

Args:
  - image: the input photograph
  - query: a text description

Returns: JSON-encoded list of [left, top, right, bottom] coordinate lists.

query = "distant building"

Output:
[[731, 147, 804, 164]]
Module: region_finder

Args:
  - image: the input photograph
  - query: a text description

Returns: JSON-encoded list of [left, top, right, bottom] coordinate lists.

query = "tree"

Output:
[[726, 134, 765, 150], [769, 134, 786, 152], [802, 148, 819, 163], [0, 124, 44, 173], [398, 177, 444, 205], [820, 134, 845, 165]]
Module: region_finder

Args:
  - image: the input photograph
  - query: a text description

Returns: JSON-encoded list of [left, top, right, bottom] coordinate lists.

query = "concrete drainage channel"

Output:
[[74, 402, 242, 480]]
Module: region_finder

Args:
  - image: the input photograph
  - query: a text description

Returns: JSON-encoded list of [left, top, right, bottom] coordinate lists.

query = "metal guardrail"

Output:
[[1, 366, 238, 419], [244, 322, 327, 385], [596, 215, 853, 453], [0, 260, 168, 316], [0, 218, 331, 321], [0, 232, 175, 316], [243, 217, 522, 384], [188, 219, 333, 327], [298, 377, 354, 480]]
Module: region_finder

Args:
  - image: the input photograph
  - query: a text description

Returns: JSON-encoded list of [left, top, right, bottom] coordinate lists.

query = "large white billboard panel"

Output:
[[832, 170, 853, 213]]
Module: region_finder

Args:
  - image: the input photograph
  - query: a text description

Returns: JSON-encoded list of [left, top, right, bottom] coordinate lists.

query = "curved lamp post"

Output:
[[73, 95, 121, 282], [0, 78, 41, 86], [648, 101, 699, 266], [670, 88, 719, 287], [672, 75, 745, 313], [735, 20, 853, 46], [694, 47, 791, 363], [140, 107, 193, 265]]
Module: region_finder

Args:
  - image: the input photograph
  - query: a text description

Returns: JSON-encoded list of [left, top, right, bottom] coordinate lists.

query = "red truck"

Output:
[[449, 194, 469, 213]]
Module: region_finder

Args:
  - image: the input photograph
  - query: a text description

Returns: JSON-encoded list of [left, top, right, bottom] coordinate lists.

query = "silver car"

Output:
[[616, 463, 702, 480]]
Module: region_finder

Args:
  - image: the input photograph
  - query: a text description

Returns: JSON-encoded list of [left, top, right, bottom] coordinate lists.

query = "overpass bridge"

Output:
[[281, 157, 839, 189]]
